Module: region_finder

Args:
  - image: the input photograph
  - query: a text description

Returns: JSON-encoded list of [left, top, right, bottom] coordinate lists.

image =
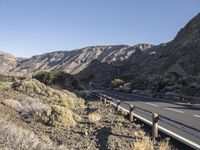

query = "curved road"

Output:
[[94, 90, 200, 150]]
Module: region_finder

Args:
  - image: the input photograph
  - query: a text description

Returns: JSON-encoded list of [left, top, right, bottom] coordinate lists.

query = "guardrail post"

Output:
[[180, 96, 185, 102], [152, 113, 159, 140], [100, 97, 103, 102], [103, 98, 107, 105], [129, 104, 134, 122], [116, 100, 120, 111], [109, 98, 112, 107]]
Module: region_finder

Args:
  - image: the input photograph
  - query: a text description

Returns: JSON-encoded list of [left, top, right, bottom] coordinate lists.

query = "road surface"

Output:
[[93, 90, 200, 150]]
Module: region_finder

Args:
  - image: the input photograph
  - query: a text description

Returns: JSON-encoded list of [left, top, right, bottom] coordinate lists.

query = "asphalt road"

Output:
[[94, 90, 200, 150]]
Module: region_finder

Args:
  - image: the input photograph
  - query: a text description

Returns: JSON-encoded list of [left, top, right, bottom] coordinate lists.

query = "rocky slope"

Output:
[[0, 51, 17, 75], [0, 76, 174, 150], [77, 13, 200, 97], [120, 12, 200, 96], [10, 44, 153, 75], [1, 13, 200, 97]]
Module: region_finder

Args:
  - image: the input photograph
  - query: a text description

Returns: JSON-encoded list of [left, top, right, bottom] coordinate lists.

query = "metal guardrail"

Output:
[[154, 93, 200, 104], [95, 87, 200, 105], [91, 91, 200, 150]]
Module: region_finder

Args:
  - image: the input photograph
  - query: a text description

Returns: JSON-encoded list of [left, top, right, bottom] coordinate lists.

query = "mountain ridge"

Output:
[[2, 44, 153, 76]]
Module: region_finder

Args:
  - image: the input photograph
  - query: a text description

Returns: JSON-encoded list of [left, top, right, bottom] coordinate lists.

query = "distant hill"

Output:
[[77, 13, 200, 97], [1, 13, 200, 97], [0, 51, 17, 75], [8, 44, 153, 75]]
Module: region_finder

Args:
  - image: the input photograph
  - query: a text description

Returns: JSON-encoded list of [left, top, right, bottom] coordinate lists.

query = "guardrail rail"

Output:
[[91, 91, 200, 150]]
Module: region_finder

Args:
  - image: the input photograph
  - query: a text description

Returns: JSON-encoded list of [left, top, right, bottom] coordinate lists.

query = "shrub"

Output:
[[0, 118, 54, 150], [88, 113, 101, 123], [18, 96, 49, 114], [132, 136, 171, 150], [0, 82, 12, 91], [12, 79, 85, 110], [33, 70, 84, 91], [110, 79, 124, 88], [11, 79, 84, 127], [40, 105, 80, 127], [2, 99, 22, 110], [117, 109, 128, 117], [133, 137, 154, 150]]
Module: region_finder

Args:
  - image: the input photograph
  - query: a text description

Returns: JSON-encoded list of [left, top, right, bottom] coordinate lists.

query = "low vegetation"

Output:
[[88, 112, 101, 123], [12, 79, 85, 110], [0, 75, 173, 149], [110, 79, 124, 88], [2, 99, 22, 110], [0, 79, 85, 128], [0, 118, 54, 150], [132, 137, 171, 150], [39, 105, 80, 127], [33, 70, 84, 91], [0, 81, 12, 91], [117, 109, 128, 117]]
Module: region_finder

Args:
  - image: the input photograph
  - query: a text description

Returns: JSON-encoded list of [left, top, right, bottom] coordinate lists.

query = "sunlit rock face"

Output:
[[76, 13, 200, 97], [10, 44, 153, 75]]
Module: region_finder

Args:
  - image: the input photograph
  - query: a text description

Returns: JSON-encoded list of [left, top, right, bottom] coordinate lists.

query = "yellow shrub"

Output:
[[2, 99, 22, 110], [40, 105, 80, 127], [0, 82, 12, 91], [88, 113, 101, 123]]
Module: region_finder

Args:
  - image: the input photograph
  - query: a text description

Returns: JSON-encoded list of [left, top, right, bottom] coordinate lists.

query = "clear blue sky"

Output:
[[0, 0, 199, 58]]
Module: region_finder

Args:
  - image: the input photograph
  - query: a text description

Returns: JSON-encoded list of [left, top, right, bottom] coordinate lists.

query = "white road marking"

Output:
[[145, 102, 159, 107], [193, 114, 200, 118], [165, 108, 184, 113], [109, 100, 200, 150]]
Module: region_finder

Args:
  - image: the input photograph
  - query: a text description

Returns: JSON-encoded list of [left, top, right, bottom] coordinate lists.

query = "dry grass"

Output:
[[0, 82, 12, 91], [2, 99, 22, 111], [88, 113, 101, 123], [0, 118, 54, 150], [159, 138, 171, 150], [133, 137, 154, 150], [13, 79, 85, 110], [17, 96, 49, 113], [132, 134, 172, 150], [40, 105, 81, 127], [10, 79, 85, 127]]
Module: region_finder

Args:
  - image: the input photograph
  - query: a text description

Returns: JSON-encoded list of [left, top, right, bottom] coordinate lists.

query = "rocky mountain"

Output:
[[1, 12, 200, 97], [77, 13, 200, 97], [0, 51, 18, 75], [10, 44, 153, 75], [125, 12, 200, 77]]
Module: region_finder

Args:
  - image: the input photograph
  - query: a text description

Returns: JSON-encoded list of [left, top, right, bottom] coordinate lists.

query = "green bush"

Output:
[[0, 82, 12, 91], [12, 79, 85, 110], [33, 70, 83, 91], [110, 79, 124, 88], [117, 109, 128, 117], [40, 105, 81, 127]]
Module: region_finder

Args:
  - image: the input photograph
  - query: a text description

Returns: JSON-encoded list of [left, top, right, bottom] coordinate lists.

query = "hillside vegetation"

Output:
[[0, 76, 174, 149], [33, 70, 84, 91], [1, 78, 85, 127]]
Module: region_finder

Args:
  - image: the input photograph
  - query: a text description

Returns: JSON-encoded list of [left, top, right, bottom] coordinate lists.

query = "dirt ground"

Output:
[[0, 91, 175, 150]]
